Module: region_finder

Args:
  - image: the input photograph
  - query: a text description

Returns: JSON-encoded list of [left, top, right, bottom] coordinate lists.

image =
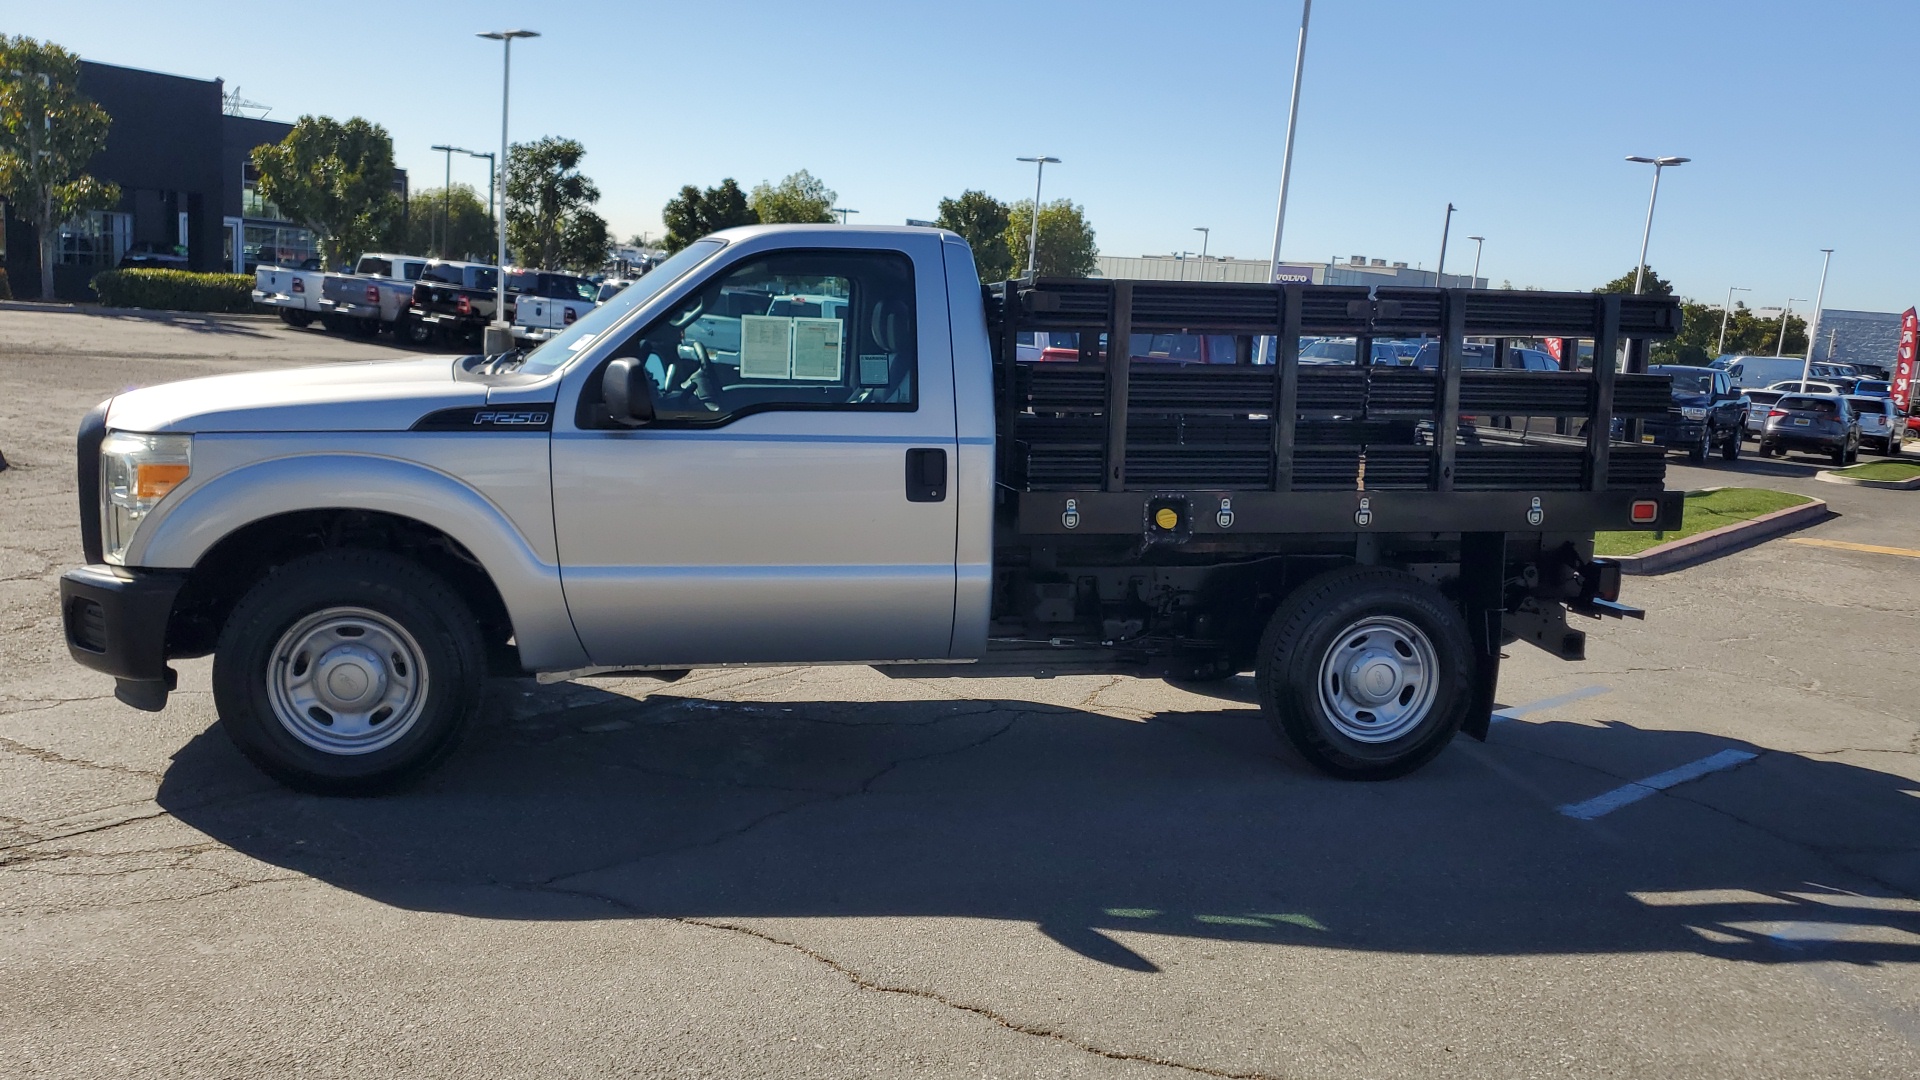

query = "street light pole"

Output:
[[463, 149, 497, 237], [1193, 226, 1210, 262], [1435, 203, 1455, 285], [1259, 0, 1312, 365], [1717, 285, 1750, 357], [1467, 234, 1484, 289], [478, 28, 538, 355], [429, 145, 458, 257], [1776, 299, 1805, 358], [1625, 155, 1688, 294], [1800, 248, 1834, 382], [1015, 155, 1060, 277], [831, 207, 859, 224]]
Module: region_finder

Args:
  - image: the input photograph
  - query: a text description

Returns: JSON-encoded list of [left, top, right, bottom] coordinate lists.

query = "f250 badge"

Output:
[[474, 411, 550, 426]]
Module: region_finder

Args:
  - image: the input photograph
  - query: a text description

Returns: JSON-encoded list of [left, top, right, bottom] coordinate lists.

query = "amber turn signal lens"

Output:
[[134, 462, 190, 499]]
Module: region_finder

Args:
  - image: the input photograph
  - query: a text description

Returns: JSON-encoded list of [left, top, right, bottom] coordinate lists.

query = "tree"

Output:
[[251, 115, 400, 270], [0, 36, 122, 299], [749, 169, 835, 224], [401, 183, 493, 260], [504, 136, 609, 271], [1594, 264, 1674, 297], [661, 178, 758, 252], [934, 190, 1013, 281], [1006, 198, 1098, 278]]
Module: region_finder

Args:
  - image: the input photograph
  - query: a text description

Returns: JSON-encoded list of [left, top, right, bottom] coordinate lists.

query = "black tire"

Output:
[[320, 314, 350, 334], [1831, 446, 1847, 466], [1254, 566, 1475, 780], [1758, 441, 1776, 458], [1719, 425, 1741, 461], [1687, 427, 1710, 463], [394, 316, 436, 348], [279, 309, 313, 328], [212, 550, 487, 794]]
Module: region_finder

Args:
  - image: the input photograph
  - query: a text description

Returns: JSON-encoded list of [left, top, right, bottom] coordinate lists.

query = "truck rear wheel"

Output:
[[211, 550, 487, 794], [1254, 566, 1473, 780], [278, 309, 312, 328]]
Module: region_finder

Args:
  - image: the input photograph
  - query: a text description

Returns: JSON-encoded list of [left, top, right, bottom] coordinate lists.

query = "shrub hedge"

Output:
[[90, 269, 254, 313], [0, 267, 12, 301]]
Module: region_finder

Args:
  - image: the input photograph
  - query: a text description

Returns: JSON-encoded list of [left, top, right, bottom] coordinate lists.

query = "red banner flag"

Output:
[[1544, 338, 1563, 362], [1894, 307, 1918, 421]]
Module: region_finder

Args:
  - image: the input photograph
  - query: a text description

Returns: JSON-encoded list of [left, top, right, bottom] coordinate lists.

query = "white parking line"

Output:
[[1490, 684, 1611, 724], [1558, 749, 1759, 820]]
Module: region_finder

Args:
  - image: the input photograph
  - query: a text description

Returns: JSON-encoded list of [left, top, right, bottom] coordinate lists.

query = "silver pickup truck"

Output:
[[59, 225, 1684, 793], [317, 253, 430, 342]]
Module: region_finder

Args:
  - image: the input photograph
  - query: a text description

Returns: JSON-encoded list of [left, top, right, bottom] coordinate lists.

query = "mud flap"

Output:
[[1458, 532, 1506, 741]]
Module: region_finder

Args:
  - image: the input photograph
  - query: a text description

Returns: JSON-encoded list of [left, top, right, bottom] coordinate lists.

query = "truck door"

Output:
[[551, 244, 959, 666]]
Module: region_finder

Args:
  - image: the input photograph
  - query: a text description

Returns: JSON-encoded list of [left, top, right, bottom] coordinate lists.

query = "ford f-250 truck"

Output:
[[59, 225, 1682, 793]]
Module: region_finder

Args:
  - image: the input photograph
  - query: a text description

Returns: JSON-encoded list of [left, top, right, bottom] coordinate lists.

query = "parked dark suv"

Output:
[[1759, 393, 1860, 465], [1648, 364, 1746, 462]]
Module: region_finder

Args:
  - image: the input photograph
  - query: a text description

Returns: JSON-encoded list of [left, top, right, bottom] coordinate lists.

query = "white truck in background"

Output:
[[509, 269, 601, 344], [252, 264, 327, 327], [318, 254, 430, 343]]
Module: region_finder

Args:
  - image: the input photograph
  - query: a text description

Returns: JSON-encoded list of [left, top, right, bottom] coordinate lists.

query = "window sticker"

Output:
[[791, 317, 844, 381], [740, 314, 793, 379], [859, 354, 891, 386]]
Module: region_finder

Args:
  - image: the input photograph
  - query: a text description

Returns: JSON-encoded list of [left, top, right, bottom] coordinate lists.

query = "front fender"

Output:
[[130, 451, 588, 670]]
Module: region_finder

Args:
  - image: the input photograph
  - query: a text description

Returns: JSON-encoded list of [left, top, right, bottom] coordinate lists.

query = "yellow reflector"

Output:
[[135, 462, 190, 499], [1154, 507, 1179, 530]]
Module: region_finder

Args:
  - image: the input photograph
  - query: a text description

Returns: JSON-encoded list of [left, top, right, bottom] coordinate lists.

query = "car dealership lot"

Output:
[[2, 309, 1917, 1079]]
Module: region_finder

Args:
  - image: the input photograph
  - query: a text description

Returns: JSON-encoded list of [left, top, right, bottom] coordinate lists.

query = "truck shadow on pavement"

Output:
[[156, 678, 1920, 973]]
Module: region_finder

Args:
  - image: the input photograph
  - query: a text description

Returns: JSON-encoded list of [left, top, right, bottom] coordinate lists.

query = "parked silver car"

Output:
[[1846, 394, 1904, 455]]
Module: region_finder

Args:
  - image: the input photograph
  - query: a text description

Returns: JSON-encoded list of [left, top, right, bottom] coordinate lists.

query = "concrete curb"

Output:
[[1615, 497, 1829, 575], [0, 300, 278, 323], [1816, 468, 1920, 490]]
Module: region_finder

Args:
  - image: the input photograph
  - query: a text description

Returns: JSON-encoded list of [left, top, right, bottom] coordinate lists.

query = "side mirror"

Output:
[[602, 357, 654, 427]]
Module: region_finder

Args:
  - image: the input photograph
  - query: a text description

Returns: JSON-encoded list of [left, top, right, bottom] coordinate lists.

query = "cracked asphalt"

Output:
[[2, 307, 1918, 1079]]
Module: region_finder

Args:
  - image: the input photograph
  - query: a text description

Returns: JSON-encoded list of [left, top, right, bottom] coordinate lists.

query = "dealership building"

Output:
[[1, 59, 404, 300], [1095, 253, 1485, 290]]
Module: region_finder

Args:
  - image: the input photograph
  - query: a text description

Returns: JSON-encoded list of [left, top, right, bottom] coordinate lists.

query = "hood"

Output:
[[104, 356, 486, 433], [1668, 392, 1714, 408]]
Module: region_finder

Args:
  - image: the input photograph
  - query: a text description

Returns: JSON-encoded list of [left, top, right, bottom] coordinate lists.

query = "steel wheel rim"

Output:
[[266, 606, 429, 756], [1317, 614, 1439, 744]]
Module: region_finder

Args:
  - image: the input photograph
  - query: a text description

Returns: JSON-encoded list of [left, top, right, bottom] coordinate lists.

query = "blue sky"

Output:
[[10, 1, 1917, 311]]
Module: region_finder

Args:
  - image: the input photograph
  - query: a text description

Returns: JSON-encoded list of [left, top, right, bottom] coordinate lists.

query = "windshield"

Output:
[[1301, 339, 1356, 362], [1779, 397, 1837, 415], [517, 239, 726, 376], [1665, 370, 1713, 393]]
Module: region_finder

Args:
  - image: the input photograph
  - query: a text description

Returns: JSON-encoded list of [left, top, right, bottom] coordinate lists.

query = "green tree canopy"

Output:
[[504, 136, 608, 271], [934, 190, 1013, 282], [251, 115, 400, 270], [1006, 198, 1098, 278], [749, 169, 835, 224], [1594, 264, 1674, 296], [661, 178, 758, 252], [0, 35, 122, 299], [403, 183, 493, 260]]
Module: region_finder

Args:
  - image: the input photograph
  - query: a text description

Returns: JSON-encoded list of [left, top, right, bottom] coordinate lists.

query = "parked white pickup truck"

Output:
[[317, 253, 429, 342], [251, 264, 326, 327], [509, 269, 600, 344], [59, 224, 1685, 794]]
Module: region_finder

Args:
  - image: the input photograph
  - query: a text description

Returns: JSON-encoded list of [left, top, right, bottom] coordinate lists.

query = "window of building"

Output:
[[243, 223, 318, 270], [55, 211, 131, 267]]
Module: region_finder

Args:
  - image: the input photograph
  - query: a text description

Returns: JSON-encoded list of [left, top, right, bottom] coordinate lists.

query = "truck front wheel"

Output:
[[211, 550, 486, 794], [1255, 566, 1474, 780]]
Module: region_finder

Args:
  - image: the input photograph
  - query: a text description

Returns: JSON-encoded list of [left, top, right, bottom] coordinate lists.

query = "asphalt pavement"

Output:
[[2, 309, 1917, 1079]]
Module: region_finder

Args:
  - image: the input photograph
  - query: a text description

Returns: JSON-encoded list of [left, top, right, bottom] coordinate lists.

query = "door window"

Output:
[[597, 250, 917, 426]]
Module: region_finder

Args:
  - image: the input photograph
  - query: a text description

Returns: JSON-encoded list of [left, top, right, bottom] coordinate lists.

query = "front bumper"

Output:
[[59, 565, 186, 711]]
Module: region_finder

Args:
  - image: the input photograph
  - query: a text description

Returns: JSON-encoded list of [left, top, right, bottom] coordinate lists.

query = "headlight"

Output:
[[1680, 406, 1708, 421], [100, 431, 191, 564]]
